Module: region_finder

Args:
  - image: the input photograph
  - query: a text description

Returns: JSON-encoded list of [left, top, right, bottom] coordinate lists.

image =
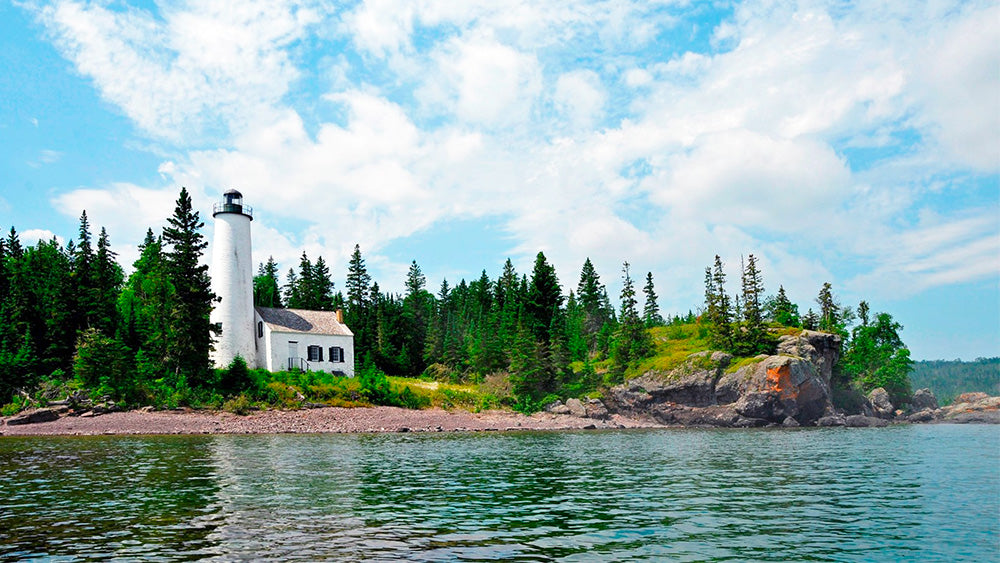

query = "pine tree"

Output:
[[253, 256, 282, 308], [92, 227, 124, 335], [309, 256, 335, 310], [765, 285, 799, 327], [611, 261, 651, 381], [346, 244, 371, 314], [704, 255, 732, 351], [162, 187, 216, 385], [642, 271, 663, 327], [526, 252, 562, 341], [405, 260, 426, 296], [117, 229, 175, 377]]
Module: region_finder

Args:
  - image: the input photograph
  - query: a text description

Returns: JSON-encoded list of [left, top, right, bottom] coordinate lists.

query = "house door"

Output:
[[288, 341, 298, 370]]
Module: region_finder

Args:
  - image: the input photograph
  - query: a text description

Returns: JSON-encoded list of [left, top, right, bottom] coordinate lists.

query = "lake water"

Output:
[[1, 425, 998, 562]]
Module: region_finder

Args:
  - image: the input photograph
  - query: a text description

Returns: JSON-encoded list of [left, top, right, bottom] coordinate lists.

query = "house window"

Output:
[[307, 345, 323, 362], [257, 321, 263, 338], [329, 346, 345, 363]]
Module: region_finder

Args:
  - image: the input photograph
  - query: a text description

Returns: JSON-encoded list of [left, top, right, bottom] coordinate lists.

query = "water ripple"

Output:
[[1, 425, 997, 561]]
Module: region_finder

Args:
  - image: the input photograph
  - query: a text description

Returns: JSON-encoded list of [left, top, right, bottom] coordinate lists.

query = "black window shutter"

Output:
[[319, 346, 324, 362]]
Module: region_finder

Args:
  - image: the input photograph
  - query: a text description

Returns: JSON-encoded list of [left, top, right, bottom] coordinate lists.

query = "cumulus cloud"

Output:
[[29, 0, 1000, 310]]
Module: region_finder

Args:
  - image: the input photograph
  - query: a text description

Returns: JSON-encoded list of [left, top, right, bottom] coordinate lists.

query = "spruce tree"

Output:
[[253, 256, 282, 308], [611, 261, 651, 380], [642, 271, 663, 327], [162, 187, 216, 385], [526, 252, 562, 341]]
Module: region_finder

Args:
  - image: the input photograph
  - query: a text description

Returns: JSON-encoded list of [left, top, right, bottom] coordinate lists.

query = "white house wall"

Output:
[[253, 311, 354, 376]]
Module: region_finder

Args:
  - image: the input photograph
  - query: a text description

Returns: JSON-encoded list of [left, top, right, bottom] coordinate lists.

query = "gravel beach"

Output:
[[0, 406, 662, 436]]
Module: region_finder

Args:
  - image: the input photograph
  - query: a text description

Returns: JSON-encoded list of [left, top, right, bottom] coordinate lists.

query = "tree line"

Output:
[[0, 188, 216, 405], [0, 186, 914, 409]]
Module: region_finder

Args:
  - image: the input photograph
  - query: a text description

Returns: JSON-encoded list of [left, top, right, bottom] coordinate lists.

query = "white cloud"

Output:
[[36, 0, 318, 141], [420, 31, 542, 127], [32, 0, 1000, 311], [20, 229, 64, 246], [553, 70, 606, 129]]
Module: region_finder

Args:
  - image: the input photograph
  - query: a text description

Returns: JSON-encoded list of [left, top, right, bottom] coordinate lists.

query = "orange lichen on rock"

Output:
[[766, 365, 799, 400]]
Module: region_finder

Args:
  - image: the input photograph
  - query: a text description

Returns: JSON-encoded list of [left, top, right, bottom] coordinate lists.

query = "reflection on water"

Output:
[[1, 426, 997, 561]]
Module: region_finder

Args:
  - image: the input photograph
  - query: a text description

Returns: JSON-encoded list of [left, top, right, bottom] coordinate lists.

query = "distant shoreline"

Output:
[[0, 406, 661, 437]]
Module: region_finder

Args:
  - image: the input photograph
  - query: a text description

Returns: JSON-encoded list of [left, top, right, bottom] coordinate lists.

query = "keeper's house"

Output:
[[253, 307, 355, 376]]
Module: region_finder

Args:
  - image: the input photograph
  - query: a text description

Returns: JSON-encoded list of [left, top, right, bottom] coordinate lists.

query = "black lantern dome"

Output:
[[213, 189, 253, 219]]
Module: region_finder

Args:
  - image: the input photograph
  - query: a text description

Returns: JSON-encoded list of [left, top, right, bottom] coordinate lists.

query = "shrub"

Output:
[[223, 394, 253, 415]]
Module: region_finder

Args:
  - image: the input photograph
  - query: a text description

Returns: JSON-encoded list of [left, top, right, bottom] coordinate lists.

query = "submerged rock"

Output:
[[845, 415, 890, 428]]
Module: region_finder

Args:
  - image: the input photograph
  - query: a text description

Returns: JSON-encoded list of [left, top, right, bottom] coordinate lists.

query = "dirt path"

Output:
[[1, 406, 662, 436]]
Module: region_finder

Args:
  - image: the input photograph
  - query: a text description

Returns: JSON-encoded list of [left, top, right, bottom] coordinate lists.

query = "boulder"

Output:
[[6, 407, 61, 426], [845, 414, 890, 428], [776, 330, 841, 386], [906, 410, 937, 423], [603, 384, 654, 416], [564, 398, 587, 418], [910, 388, 939, 412], [733, 355, 831, 425], [584, 399, 609, 420], [782, 416, 800, 427], [547, 402, 571, 415], [866, 388, 895, 419]]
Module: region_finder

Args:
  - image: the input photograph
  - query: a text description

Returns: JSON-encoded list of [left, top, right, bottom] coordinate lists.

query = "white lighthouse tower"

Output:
[[210, 189, 256, 368]]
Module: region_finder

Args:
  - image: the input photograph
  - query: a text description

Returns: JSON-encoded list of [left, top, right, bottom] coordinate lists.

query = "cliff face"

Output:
[[605, 330, 842, 427]]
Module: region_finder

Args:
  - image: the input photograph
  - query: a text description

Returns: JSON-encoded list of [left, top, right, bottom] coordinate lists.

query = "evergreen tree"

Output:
[[642, 271, 663, 327], [704, 255, 732, 350], [309, 256, 335, 310], [283, 268, 299, 307], [802, 308, 820, 330], [92, 227, 124, 335], [765, 285, 800, 327], [611, 261, 651, 381], [253, 256, 282, 308], [346, 244, 372, 313], [117, 229, 175, 381], [405, 260, 426, 296], [734, 254, 771, 354], [526, 252, 562, 341], [162, 187, 216, 385]]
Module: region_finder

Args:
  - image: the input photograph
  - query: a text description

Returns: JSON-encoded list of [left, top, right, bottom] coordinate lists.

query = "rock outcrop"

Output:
[[6, 408, 60, 426], [605, 330, 841, 426]]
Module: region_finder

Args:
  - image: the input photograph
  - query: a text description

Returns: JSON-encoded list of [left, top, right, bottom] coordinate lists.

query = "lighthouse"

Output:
[[210, 189, 256, 368]]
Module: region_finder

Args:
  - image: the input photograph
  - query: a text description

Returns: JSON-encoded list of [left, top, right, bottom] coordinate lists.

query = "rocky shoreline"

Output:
[[0, 405, 661, 436], [3, 330, 997, 435]]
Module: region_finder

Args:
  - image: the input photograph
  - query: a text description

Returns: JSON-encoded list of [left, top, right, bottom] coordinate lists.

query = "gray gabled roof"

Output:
[[255, 307, 353, 336]]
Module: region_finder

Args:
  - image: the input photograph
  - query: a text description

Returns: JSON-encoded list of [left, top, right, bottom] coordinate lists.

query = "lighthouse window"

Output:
[[257, 321, 263, 338], [307, 345, 323, 362]]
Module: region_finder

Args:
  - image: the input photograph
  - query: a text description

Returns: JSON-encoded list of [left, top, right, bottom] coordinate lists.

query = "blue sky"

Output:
[[1, 0, 997, 360]]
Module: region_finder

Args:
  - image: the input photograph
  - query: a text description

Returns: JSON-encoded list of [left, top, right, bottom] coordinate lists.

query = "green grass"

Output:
[[724, 355, 766, 374], [629, 323, 712, 379]]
